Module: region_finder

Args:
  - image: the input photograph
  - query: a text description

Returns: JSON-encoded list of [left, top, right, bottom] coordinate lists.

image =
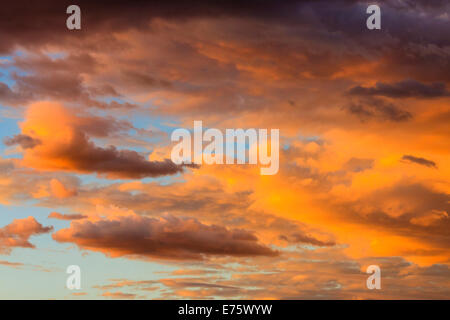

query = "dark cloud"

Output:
[[121, 71, 172, 90], [279, 233, 336, 247], [44, 131, 185, 178], [348, 80, 450, 98], [0, 53, 139, 109], [418, 264, 450, 278], [3, 134, 41, 149], [48, 212, 87, 220], [160, 279, 238, 290], [19, 102, 186, 179], [52, 214, 278, 260], [0, 0, 448, 52], [1, 0, 448, 120], [343, 158, 374, 172], [0, 82, 29, 105], [401, 155, 437, 168], [72, 115, 133, 138], [345, 97, 412, 122], [158, 277, 242, 298], [0, 0, 304, 53], [0, 72, 138, 109]]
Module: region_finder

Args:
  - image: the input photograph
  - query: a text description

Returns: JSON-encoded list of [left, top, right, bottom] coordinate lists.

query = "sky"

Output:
[[0, 0, 449, 299]]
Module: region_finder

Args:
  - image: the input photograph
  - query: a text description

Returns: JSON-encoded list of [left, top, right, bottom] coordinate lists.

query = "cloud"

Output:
[[71, 292, 88, 297], [50, 179, 77, 198], [0, 157, 84, 205], [18, 102, 185, 179], [344, 97, 412, 122], [0, 82, 29, 105], [410, 210, 448, 227], [0, 260, 24, 269], [0, 0, 300, 55], [418, 264, 450, 278], [332, 183, 450, 254], [3, 134, 41, 149], [52, 214, 278, 260], [343, 158, 374, 173], [101, 291, 136, 300], [0, 217, 53, 254], [348, 80, 450, 98], [0, 0, 449, 300], [279, 233, 336, 247], [158, 278, 241, 298], [401, 155, 437, 168], [0, 67, 138, 109], [0, 0, 317, 51], [48, 212, 87, 221], [150, 253, 450, 299]]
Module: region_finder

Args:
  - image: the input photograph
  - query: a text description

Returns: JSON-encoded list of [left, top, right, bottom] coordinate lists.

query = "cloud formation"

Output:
[[53, 214, 277, 260], [17, 102, 185, 179], [0, 0, 448, 299], [0, 217, 53, 254]]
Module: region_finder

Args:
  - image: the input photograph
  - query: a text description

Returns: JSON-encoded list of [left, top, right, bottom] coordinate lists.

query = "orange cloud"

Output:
[[50, 179, 77, 198], [0, 0, 449, 299], [0, 217, 53, 254], [101, 291, 136, 300], [17, 102, 185, 179]]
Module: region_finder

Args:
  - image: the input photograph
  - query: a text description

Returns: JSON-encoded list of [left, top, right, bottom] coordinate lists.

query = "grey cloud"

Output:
[[345, 97, 412, 122], [348, 80, 450, 98], [53, 214, 278, 260], [401, 155, 437, 168], [3, 134, 41, 149]]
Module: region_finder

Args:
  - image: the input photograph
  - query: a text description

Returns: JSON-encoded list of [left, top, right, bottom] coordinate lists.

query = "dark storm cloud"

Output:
[[0, 0, 448, 50], [0, 0, 306, 53]]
